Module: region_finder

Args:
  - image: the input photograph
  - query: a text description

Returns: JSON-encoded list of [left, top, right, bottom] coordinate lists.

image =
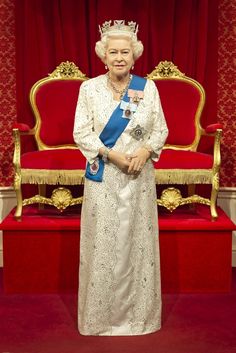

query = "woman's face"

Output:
[[105, 37, 134, 79]]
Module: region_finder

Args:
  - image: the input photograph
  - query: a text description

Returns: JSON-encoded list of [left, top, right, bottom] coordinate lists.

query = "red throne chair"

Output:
[[13, 61, 87, 219], [13, 60, 222, 221], [147, 61, 223, 220], [5, 61, 233, 294]]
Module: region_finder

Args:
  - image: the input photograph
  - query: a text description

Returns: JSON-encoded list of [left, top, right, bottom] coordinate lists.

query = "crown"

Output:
[[99, 20, 139, 37]]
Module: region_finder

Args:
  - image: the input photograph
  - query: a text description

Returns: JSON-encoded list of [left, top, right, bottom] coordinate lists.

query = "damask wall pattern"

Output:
[[0, 0, 16, 186], [0, 0, 235, 187], [218, 0, 236, 186]]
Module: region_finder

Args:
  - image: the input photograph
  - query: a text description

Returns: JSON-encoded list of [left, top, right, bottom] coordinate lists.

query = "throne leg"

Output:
[[14, 185, 23, 221], [210, 185, 218, 221]]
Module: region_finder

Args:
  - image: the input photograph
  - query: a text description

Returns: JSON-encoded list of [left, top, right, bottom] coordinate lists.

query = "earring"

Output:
[[105, 65, 108, 70], [132, 65, 134, 70]]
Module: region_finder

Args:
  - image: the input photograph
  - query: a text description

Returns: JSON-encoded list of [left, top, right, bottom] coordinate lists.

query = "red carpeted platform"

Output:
[[1, 205, 235, 294]]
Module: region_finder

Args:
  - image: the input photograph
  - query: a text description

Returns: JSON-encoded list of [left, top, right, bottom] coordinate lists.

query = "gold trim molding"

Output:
[[147, 60, 185, 79], [22, 187, 83, 212], [49, 61, 87, 79], [157, 187, 210, 212]]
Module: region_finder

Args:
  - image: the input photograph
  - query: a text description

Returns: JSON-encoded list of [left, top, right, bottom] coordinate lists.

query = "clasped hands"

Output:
[[108, 148, 151, 175]]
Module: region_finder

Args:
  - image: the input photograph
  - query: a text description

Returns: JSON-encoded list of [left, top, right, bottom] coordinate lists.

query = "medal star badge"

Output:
[[128, 89, 144, 104], [130, 124, 147, 141], [120, 100, 137, 119]]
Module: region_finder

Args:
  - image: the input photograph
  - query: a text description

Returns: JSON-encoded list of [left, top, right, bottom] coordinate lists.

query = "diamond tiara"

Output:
[[99, 20, 139, 37]]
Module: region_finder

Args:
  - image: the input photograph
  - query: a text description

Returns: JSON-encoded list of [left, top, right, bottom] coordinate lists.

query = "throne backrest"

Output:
[[30, 61, 88, 150], [147, 61, 205, 151]]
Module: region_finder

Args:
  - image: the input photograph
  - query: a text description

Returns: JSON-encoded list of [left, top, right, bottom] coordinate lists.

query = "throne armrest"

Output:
[[12, 123, 35, 172], [202, 123, 223, 171], [197, 123, 223, 173], [204, 123, 223, 135], [12, 124, 36, 171], [13, 123, 35, 135]]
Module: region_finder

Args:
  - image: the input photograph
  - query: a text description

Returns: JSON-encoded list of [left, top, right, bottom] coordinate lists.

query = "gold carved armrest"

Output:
[[202, 123, 223, 136], [12, 123, 35, 171], [13, 123, 35, 135], [201, 123, 223, 185]]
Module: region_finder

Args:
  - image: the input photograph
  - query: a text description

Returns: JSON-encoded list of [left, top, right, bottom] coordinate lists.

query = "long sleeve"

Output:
[[73, 81, 104, 164], [145, 80, 169, 161]]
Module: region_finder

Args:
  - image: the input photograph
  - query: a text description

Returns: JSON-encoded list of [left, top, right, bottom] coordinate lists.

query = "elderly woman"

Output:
[[73, 20, 168, 336]]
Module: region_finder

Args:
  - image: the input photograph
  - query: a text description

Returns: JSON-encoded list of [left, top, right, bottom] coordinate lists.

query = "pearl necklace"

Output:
[[107, 74, 132, 100]]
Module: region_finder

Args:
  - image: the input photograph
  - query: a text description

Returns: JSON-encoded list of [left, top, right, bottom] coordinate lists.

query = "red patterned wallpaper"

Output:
[[218, 0, 236, 186], [0, 0, 235, 187], [0, 0, 16, 186]]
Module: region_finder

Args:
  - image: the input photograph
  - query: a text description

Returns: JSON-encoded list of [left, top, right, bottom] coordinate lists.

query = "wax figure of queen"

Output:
[[73, 20, 168, 336]]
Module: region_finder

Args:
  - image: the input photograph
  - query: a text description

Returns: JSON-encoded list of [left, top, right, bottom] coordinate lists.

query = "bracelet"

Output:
[[142, 144, 153, 155], [102, 147, 112, 163]]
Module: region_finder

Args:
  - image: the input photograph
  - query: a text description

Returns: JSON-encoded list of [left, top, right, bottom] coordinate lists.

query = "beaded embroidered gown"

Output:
[[73, 74, 168, 336]]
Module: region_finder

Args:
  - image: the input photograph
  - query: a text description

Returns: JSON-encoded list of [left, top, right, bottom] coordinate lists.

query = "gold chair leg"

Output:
[[14, 185, 23, 221], [210, 185, 218, 221]]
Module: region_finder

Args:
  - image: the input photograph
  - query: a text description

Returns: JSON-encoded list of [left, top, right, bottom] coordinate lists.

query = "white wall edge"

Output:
[[218, 187, 236, 197]]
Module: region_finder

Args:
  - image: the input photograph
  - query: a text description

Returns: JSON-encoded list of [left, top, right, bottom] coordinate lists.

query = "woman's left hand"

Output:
[[127, 147, 151, 174]]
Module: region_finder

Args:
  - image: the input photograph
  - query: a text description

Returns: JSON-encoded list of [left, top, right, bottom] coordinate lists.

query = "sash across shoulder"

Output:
[[85, 75, 147, 182]]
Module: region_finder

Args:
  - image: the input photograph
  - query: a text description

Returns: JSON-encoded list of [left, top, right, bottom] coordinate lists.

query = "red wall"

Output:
[[0, 0, 16, 186], [0, 0, 235, 187], [218, 0, 236, 186]]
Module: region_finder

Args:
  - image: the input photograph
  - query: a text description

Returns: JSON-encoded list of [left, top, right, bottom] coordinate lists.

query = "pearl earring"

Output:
[[132, 65, 134, 70], [105, 65, 108, 70]]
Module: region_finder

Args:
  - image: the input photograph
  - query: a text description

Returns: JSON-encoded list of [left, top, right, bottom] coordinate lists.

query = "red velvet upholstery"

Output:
[[13, 123, 30, 131], [147, 61, 223, 219], [155, 150, 213, 169], [35, 80, 83, 146], [21, 149, 86, 169], [154, 80, 201, 146], [205, 123, 223, 133], [12, 62, 88, 218]]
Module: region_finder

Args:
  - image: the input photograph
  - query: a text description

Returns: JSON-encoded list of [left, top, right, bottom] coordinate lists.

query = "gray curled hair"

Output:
[[95, 32, 144, 62]]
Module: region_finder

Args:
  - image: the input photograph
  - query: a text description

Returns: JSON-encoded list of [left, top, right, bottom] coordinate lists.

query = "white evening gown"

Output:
[[73, 75, 168, 335]]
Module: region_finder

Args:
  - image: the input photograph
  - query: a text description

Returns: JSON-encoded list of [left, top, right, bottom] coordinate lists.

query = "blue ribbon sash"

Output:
[[85, 75, 147, 182]]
